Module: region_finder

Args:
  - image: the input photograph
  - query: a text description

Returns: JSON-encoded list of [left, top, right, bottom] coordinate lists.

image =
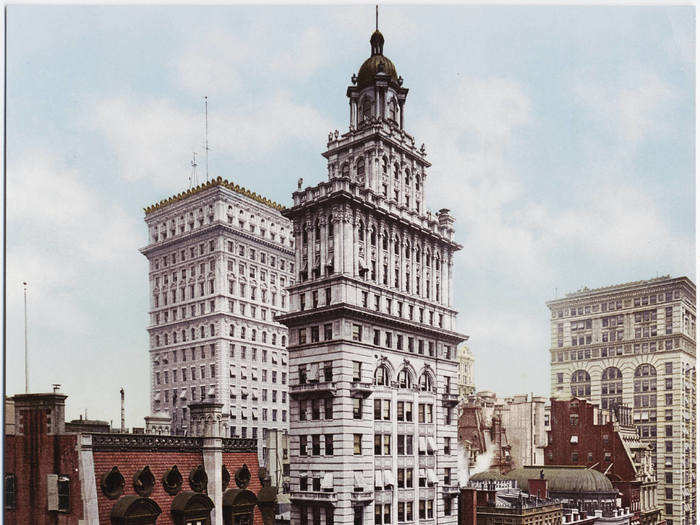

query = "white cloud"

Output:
[[571, 68, 676, 147], [89, 92, 333, 188]]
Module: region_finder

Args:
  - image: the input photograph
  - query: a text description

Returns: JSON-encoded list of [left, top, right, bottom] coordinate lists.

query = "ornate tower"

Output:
[[279, 26, 466, 525]]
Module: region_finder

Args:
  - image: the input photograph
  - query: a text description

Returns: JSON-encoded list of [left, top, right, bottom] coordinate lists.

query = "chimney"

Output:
[[188, 401, 225, 438], [459, 488, 477, 525], [12, 391, 68, 435], [528, 478, 548, 499], [120, 387, 126, 432]]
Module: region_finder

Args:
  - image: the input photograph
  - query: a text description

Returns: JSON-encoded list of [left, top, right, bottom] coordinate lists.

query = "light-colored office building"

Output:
[[140, 178, 295, 457], [277, 26, 467, 525], [457, 344, 475, 401], [547, 276, 696, 525]]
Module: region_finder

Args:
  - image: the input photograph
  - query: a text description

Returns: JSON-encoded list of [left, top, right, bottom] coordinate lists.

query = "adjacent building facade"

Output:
[[277, 27, 466, 525], [4, 390, 276, 525], [545, 397, 662, 525], [457, 344, 475, 401], [458, 391, 547, 473], [140, 178, 295, 458], [547, 276, 696, 525]]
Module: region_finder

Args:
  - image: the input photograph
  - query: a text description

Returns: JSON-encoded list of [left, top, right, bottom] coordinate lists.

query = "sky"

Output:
[[4, 5, 695, 429]]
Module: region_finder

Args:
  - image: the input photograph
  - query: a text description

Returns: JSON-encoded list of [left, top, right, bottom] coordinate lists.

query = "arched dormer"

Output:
[[418, 369, 434, 392], [374, 365, 390, 386], [397, 366, 415, 389]]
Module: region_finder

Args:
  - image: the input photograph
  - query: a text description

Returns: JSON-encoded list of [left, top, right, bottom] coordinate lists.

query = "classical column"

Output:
[[448, 255, 454, 308], [342, 210, 354, 275], [319, 213, 327, 278]]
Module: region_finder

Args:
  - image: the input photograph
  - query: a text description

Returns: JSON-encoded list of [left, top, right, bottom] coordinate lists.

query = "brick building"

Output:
[[4, 390, 277, 525], [458, 483, 565, 525], [545, 398, 662, 525]]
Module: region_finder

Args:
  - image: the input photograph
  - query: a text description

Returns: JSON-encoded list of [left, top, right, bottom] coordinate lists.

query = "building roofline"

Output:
[[546, 275, 695, 306], [144, 176, 287, 215]]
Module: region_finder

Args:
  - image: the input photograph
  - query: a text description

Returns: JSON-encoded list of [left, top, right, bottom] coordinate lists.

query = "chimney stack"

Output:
[[120, 387, 126, 432]]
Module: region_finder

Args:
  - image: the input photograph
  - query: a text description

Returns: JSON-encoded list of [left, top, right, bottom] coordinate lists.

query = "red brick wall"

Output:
[[458, 488, 477, 525], [93, 450, 203, 525], [3, 409, 82, 525], [92, 450, 263, 525], [544, 399, 637, 482], [221, 451, 263, 525]]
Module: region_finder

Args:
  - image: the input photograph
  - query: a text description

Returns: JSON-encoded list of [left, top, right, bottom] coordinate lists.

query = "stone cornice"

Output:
[[276, 302, 468, 345], [546, 276, 695, 308], [285, 182, 461, 251], [144, 176, 286, 215]]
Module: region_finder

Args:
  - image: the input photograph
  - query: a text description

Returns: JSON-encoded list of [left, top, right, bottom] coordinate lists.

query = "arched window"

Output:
[[426, 249, 431, 267], [415, 245, 421, 263], [314, 220, 320, 241], [382, 157, 388, 175], [262, 332, 267, 343], [394, 236, 400, 255], [341, 162, 350, 178], [601, 367, 623, 409], [570, 370, 591, 398], [634, 364, 657, 409], [281, 335, 286, 347], [388, 98, 398, 122], [419, 372, 433, 392], [397, 369, 412, 389], [405, 243, 410, 258], [404, 169, 411, 185], [370, 227, 377, 246], [272, 333, 277, 345], [382, 231, 388, 250], [361, 98, 372, 122], [374, 366, 389, 386], [358, 221, 365, 242], [240, 327, 246, 339], [251, 329, 257, 341], [393, 163, 400, 180], [328, 215, 334, 238], [356, 158, 365, 181], [302, 227, 308, 244]]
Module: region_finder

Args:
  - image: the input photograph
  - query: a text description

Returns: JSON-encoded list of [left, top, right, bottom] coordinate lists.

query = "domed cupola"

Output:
[[346, 19, 409, 132], [356, 30, 401, 90]]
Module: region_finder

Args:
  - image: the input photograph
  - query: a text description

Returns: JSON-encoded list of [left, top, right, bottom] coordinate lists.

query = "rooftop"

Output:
[[144, 176, 286, 215]]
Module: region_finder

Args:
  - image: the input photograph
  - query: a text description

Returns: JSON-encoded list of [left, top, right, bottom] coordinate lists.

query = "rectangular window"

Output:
[[353, 434, 362, 455], [4, 474, 16, 509], [352, 324, 362, 342], [353, 398, 362, 419], [325, 435, 334, 455], [353, 361, 362, 382]]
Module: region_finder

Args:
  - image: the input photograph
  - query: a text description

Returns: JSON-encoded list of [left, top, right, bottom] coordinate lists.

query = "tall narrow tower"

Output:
[[279, 26, 467, 525]]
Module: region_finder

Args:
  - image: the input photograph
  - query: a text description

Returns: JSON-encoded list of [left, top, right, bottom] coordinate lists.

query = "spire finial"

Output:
[[376, 4, 379, 31]]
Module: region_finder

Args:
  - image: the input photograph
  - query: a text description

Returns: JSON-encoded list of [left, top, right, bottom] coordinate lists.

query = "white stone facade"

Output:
[[456, 344, 475, 401], [278, 29, 466, 525], [140, 181, 295, 457], [547, 276, 696, 525]]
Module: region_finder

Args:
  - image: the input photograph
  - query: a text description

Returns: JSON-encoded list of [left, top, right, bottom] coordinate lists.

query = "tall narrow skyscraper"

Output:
[[278, 27, 466, 525], [141, 179, 295, 458]]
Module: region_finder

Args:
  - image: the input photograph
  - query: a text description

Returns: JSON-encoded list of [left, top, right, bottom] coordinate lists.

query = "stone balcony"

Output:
[[350, 382, 373, 398], [350, 491, 374, 504], [442, 392, 459, 406], [289, 381, 336, 399], [290, 491, 337, 505]]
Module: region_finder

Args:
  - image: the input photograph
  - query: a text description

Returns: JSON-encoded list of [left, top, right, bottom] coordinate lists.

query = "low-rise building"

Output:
[[4, 390, 277, 525], [470, 466, 634, 525], [545, 397, 662, 525]]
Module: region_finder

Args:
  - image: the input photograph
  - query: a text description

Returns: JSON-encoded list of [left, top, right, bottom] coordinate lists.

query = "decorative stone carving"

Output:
[[235, 463, 251, 489], [133, 466, 156, 498], [188, 465, 208, 493], [100, 466, 125, 500], [162, 465, 183, 496]]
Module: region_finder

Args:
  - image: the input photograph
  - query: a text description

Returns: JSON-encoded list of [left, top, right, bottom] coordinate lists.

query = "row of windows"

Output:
[[551, 290, 681, 318], [552, 337, 681, 362], [230, 388, 286, 404], [349, 324, 454, 361], [231, 407, 287, 423], [229, 365, 286, 385]]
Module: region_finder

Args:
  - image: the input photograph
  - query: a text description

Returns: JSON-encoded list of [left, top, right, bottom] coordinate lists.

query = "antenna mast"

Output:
[[204, 96, 209, 182], [190, 151, 198, 188], [376, 4, 379, 30], [23, 281, 28, 393]]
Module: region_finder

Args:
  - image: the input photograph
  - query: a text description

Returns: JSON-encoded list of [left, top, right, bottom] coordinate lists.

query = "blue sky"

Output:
[[5, 5, 695, 428]]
